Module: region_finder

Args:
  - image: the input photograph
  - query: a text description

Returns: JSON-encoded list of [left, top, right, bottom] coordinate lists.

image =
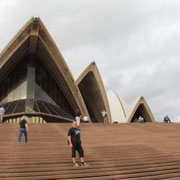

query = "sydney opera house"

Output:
[[0, 17, 155, 123]]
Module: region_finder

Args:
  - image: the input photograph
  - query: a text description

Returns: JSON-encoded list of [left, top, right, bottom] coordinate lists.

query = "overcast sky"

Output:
[[0, 0, 180, 122]]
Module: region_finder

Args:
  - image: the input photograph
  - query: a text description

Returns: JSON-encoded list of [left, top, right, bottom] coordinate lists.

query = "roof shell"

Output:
[[126, 96, 155, 123], [107, 90, 127, 123], [0, 17, 89, 117], [76, 61, 112, 123]]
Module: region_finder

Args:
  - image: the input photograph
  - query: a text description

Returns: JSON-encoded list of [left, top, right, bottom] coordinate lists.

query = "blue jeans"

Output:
[[18, 128, 28, 143]]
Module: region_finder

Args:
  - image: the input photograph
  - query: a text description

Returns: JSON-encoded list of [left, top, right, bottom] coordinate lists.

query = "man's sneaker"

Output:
[[73, 163, 80, 167], [81, 162, 89, 166]]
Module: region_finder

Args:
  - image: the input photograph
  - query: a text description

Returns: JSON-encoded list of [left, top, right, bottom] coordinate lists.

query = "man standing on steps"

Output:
[[67, 121, 88, 167], [75, 109, 83, 126], [102, 110, 108, 123], [17, 116, 29, 143]]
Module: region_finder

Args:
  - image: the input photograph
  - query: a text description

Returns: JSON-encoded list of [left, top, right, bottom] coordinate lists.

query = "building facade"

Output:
[[0, 17, 89, 123], [0, 17, 155, 123]]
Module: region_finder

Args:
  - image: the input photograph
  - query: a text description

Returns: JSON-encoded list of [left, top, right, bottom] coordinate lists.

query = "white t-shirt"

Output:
[[75, 116, 81, 126], [102, 111, 107, 117]]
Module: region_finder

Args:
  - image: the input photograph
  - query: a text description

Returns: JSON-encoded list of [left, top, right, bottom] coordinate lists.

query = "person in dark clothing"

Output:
[[67, 122, 88, 167], [164, 115, 171, 123], [17, 116, 29, 143]]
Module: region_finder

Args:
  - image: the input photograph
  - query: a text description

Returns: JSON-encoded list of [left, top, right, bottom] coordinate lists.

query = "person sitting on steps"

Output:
[[164, 115, 171, 123], [138, 116, 145, 123]]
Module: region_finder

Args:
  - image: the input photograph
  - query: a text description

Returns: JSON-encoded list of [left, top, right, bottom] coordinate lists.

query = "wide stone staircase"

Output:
[[1, 123, 180, 180]]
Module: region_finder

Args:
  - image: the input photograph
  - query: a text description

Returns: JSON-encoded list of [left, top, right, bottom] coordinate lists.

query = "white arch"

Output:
[[126, 96, 155, 123], [107, 90, 127, 123]]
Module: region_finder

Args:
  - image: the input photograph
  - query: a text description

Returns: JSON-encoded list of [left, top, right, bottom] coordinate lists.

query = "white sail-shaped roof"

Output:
[[107, 90, 127, 123]]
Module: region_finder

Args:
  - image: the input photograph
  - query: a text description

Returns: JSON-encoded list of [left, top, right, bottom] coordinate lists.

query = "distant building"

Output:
[[0, 17, 155, 123], [108, 92, 155, 123]]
